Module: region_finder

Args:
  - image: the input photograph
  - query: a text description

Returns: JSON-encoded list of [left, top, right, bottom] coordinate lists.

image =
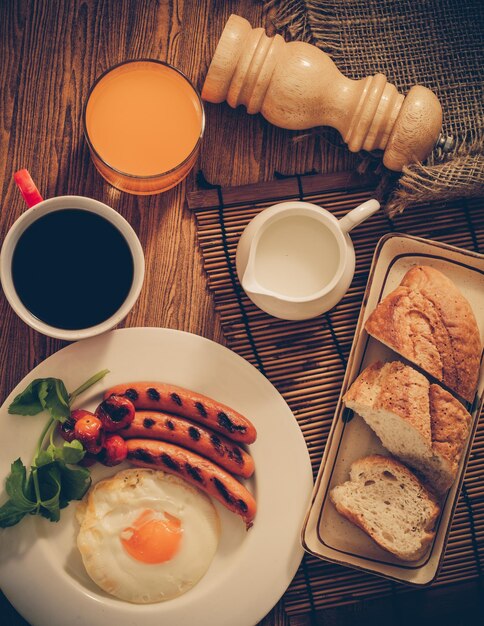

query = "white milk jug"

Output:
[[236, 199, 380, 320]]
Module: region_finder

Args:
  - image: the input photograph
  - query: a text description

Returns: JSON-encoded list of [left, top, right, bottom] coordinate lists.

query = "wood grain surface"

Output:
[[0, 1, 482, 625]]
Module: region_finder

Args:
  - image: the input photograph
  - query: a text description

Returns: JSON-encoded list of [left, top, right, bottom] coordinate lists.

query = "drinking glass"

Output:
[[83, 59, 205, 195]]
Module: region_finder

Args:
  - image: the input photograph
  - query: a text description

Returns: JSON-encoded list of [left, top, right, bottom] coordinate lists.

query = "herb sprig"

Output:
[[0, 369, 109, 528]]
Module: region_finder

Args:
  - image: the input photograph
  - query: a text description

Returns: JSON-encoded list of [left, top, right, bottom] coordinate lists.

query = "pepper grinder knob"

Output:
[[202, 14, 442, 172]]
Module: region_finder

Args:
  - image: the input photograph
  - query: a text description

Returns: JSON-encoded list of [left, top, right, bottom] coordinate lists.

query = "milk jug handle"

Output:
[[339, 199, 380, 233]]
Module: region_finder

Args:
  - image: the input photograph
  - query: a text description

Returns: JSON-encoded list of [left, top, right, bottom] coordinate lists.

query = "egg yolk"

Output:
[[120, 509, 182, 564]]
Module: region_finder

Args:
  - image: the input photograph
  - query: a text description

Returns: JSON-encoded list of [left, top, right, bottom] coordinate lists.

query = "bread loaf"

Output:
[[330, 455, 440, 561], [344, 361, 472, 492], [364, 266, 481, 403]]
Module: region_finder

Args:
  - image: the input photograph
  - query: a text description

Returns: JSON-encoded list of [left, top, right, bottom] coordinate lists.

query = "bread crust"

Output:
[[345, 361, 432, 443], [429, 384, 472, 477], [365, 266, 481, 403], [344, 361, 472, 490]]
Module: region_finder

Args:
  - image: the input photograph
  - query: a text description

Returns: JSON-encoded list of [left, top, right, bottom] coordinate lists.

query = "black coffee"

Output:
[[12, 209, 134, 330]]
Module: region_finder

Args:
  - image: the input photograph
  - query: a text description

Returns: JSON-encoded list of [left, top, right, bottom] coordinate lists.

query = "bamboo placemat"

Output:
[[187, 172, 483, 618]]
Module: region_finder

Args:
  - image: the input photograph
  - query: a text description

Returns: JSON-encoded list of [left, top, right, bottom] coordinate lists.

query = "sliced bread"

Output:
[[364, 265, 481, 403], [344, 361, 472, 493], [330, 455, 440, 561]]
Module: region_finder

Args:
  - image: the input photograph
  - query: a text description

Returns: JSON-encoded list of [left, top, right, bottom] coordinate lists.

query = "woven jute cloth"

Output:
[[265, 0, 484, 215]]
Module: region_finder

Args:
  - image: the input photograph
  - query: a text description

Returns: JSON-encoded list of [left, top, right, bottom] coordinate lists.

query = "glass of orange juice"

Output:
[[83, 60, 204, 195]]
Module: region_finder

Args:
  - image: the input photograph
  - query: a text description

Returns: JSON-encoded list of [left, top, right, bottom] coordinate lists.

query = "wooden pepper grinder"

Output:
[[202, 14, 442, 171]]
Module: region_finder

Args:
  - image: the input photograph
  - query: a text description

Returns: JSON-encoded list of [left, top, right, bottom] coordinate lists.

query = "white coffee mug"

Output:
[[1, 189, 145, 341]]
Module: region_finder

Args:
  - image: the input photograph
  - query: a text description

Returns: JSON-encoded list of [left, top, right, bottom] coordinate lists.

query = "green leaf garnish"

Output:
[[8, 378, 70, 422], [8, 380, 46, 415], [0, 500, 28, 527], [35, 448, 56, 467], [0, 369, 108, 529], [55, 440, 86, 465], [41, 379, 70, 422], [58, 462, 91, 505], [36, 463, 62, 521], [69, 369, 109, 403], [5, 459, 37, 512]]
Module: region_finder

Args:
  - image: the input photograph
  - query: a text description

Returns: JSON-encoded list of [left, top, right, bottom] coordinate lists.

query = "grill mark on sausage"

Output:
[[129, 448, 153, 463], [171, 393, 183, 406], [210, 435, 244, 466], [212, 477, 234, 505], [185, 463, 204, 484], [143, 417, 155, 428], [228, 446, 243, 465], [147, 387, 160, 401], [237, 499, 248, 514], [195, 401, 207, 418], [217, 411, 247, 434], [124, 388, 138, 401], [212, 478, 249, 514], [188, 426, 201, 441], [160, 453, 180, 472], [210, 434, 224, 456], [165, 419, 175, 431]]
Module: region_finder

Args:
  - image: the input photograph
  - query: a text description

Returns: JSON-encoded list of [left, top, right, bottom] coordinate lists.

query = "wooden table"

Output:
[[0, 1, 482, 625]]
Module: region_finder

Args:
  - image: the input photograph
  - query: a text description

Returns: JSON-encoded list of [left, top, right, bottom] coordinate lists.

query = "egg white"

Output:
[[77, 468, 220, 603]]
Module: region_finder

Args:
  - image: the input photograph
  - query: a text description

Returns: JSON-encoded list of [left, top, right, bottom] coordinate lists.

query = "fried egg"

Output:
[[76, 468, 220, 603]]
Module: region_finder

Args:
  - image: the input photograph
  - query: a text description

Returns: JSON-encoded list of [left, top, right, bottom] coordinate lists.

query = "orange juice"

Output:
[[84, 60, 204, 194]]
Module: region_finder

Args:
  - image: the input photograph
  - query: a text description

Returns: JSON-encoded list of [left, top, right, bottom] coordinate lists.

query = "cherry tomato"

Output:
[[78, 452, 98, 467], [70, 409, 95, 422], [74, 415, 105, 454], [59, 409, 96, 443], [99, 434, 128, 466], [95, 395, 135, 432], [59, 418, 76, 443]]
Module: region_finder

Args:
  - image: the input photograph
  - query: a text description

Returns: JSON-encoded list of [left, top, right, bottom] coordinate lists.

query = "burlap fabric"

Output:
[[265, 0, 484, 215]]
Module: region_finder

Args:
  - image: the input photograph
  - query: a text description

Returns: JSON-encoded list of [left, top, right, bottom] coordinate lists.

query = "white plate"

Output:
[[0, 328, 313, 626]]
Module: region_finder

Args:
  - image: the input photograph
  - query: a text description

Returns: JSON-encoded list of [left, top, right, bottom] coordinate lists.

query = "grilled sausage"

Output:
[[123, 411, 255, 478], [104, 382, 256, 444], [126, 439, 257, 528]]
